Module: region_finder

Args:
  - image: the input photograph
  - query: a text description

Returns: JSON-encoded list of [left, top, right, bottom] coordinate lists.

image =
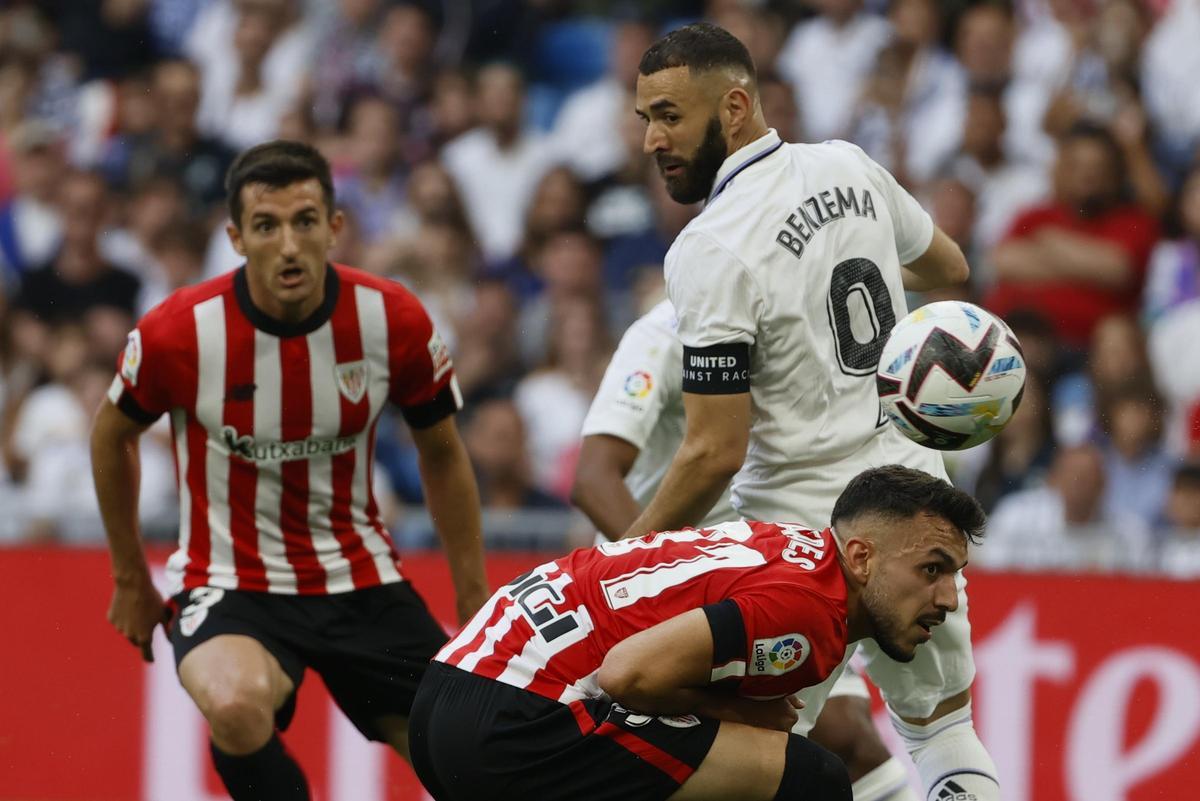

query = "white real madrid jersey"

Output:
[[581, 299, 736, 528], [665, 130, 947, 525]]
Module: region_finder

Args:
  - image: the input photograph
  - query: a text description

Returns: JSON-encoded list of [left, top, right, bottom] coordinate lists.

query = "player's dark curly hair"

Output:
[[639, 22, 756, 83], [225, 140, 335, 228], [831, 465, 987, 544]]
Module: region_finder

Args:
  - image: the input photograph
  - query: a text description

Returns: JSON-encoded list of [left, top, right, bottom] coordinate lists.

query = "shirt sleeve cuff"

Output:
[[703, 598, 748, 682], [401, 383, 460, 429]]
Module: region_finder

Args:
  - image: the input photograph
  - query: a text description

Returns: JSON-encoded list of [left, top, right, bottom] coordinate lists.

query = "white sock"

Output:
[[889, 702, 1000, 801], [852, 756, 920, 801]]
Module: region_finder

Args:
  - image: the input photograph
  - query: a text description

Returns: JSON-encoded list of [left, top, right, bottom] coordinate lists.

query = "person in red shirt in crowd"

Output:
[[409, 465, 987, 801], [985, 122, 1159, 349]]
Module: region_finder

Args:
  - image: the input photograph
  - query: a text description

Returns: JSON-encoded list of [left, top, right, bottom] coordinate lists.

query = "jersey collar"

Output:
[[707, 128, 783, 205], [234, 263, 341, 338]]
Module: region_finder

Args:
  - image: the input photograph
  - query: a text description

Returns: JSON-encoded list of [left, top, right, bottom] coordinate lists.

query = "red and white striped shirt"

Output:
[[437, 521, 849, 704], [108, 263, 461, 595]]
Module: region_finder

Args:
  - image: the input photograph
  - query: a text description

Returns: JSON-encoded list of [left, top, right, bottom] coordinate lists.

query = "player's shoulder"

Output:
[[138, 270, 235, 335], [335, 263, 429, 315], [625, 298, 678, 341]]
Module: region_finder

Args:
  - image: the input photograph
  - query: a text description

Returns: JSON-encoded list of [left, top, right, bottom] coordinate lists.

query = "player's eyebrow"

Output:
[[649, 99, 679, 113], [929, 547, 967, 571]]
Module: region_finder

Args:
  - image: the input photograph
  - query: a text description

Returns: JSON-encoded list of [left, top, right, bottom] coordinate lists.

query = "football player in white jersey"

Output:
[[572, 297, 736, 540], [577, 296, 911, 798], [625, 24, 998, 801]]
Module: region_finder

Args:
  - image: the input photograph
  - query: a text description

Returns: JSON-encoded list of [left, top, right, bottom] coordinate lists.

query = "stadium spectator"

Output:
[[1141, 0, 1200, 174], [487, 165, 589, 301], [979, 442, 1153, 572], [776, 0, 889, 142], [389, 159, 471, 240], [136, 218, 208, 315], [985, 123, 1160, 349], [757, 71, 801, 145], [516, 228, 610, 367], [190, 0, 311, 151], [1098, 381, 1174, 529], [372, 3, 441, 163], [103, 59, 236, 216], [424, 68, 476, 152], [451, 279, 525, 405], [1054, 313, 1153, 445], [945, 85, 1050, 282], [101, 177, 187, 305], [958, 372, 1056, 514], [1148, 296, 1200, 455], [514, 294, 611, 498], [550, 18, 655, 181], [10, 170, 141, 362], [1156, 461, 1200, 578], [847, 0, 964, 185], [334, 94, 409, 245], [441, 62, 554, 261], [601, 173, 701, 298], [304, 0, 392, 131], [1144, 162, 1200, 323], [463, 398, 565, 509], [0, 120, 64, 289]]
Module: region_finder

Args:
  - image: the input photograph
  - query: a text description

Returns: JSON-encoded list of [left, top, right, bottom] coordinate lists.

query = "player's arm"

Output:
[[622, 391, 747, 539], [901, 225, 970, 292], [91, 396, 165, 662], [410, 415, 489, 624], [598, 608, 799, 732], [571, 434, 643, 541]]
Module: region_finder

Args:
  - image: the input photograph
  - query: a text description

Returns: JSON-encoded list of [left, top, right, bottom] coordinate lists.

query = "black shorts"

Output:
[[409, 661, 721, 801], [167, 581, 448, 741]]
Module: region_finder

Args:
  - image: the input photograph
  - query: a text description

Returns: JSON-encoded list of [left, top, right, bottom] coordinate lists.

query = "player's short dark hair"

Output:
[[831, 465, 987, 545], [225, 140, 335, 228], [639, 22, 756, 83]]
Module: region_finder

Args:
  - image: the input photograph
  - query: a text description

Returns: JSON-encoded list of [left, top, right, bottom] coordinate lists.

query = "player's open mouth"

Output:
[[280, 266, 304, 287]]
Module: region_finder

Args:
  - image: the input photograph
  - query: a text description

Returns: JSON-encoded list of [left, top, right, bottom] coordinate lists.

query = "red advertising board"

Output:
[[1, 548, 1197, 801]]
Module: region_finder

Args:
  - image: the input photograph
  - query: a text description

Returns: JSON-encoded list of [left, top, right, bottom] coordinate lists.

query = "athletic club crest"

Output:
[[334, 360, 369, 403]]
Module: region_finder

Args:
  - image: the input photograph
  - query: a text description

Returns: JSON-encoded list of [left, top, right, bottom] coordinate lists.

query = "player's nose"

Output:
[[934, 575, 958, 613], [643, 123, 668, 154]]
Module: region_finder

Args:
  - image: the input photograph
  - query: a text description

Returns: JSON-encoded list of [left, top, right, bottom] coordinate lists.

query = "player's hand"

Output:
[[747, 696, 804, 732], [108, 575, 168, 663]]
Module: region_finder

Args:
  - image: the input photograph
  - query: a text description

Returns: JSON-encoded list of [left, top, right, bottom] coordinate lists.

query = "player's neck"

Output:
[[247, 277, 327, 325], [728, 119, 770, 155], [837, 555, 870, 644]]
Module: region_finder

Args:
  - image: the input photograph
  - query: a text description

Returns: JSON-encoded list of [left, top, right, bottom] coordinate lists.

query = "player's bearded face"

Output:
[[657, 115, 728, 204], [859, 574, 923, 663]]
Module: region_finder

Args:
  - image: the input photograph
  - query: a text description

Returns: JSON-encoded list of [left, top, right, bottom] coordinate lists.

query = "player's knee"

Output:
[[774, 734, 851, 801], [193, 683, 276, 746]]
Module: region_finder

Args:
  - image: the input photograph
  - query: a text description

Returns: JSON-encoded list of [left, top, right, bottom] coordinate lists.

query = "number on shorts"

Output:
[[826, 257, 896, 376]]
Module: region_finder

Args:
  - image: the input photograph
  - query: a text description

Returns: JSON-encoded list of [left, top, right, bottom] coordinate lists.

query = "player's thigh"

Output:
[[178, 633, 296, 715], [668, 721, 789, 801], [789, 644, 856, 735], [860, 570, 975, 719], [310, 581, 449, 743]]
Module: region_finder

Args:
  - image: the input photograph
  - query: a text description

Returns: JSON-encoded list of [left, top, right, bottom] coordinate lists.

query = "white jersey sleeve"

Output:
[[580, 300, 679, 449], [665, 231, 762, 349], [829, 140, 934, 265]]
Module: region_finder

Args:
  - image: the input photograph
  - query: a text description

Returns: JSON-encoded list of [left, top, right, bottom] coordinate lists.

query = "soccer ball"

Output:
[[876, 301, 1026, 451]]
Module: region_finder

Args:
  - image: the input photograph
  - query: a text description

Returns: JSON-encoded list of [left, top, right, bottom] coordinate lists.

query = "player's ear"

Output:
[[841, 535, 874, 585], [721, 84, 753, 138], [328, 209, 345, 248], [226, 221, 246, 257]]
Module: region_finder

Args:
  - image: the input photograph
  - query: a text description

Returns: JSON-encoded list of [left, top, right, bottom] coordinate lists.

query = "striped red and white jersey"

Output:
[[108, 263, 461, 595], [436, 521, 849, 704]]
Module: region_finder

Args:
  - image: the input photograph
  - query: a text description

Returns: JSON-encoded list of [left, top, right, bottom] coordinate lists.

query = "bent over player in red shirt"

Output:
[[409, 465, 986, 801], [90, 140, 488, 800]]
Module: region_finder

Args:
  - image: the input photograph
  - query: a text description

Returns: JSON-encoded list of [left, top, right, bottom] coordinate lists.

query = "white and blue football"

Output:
[[876, 301, 1026, 451]]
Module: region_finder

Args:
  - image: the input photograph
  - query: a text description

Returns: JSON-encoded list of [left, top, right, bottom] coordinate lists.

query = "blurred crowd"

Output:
[[0, 0, 1197, 576]]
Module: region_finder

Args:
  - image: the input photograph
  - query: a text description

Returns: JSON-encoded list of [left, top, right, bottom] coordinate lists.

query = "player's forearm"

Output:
[[901, 226, 970, 291], [571, 470, 642, 541], [90, 416, 150, 585], [622, 445, 734, 539], [417, 440, 488, 598]]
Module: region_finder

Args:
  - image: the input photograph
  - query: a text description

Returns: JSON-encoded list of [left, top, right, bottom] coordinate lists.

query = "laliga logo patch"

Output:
[[750, 634, 810, 676], [334, 360, 368, 404], [428, 329, 452, 381], [623, 370, 653, 398], [120, 330, 143, 386]]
